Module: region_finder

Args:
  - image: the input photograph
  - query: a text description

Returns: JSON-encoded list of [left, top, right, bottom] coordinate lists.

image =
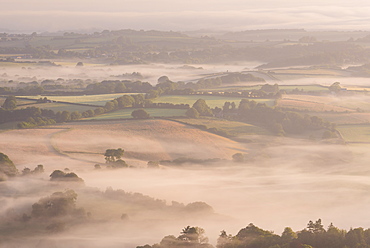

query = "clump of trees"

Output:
[[0, 152, 18, 179], [186, 107, 200, 118], [329, 82, 342, 92], [138, 226, 212, 248], [104, 148, 124, 162], [232, 99, 336, 136], [24, 189, 88, 232], [49, 170, 84, 183], [232, 153, 245, 163], [192, 99, 212, 116], [104, 148, 128, 168], [131, 109, 150, 119], [1, 95, 17, 110], [22, 164, 44, 176], [31, 190, 85, 218]]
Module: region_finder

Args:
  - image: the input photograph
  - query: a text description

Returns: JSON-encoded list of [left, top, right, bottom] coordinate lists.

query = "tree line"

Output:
[[186, 98, 336, 137], [138, 219, 370, 248]]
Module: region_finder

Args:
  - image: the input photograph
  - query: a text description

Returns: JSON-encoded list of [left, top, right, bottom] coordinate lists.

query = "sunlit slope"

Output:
[[0, 128, 80, 170], [53, 119, 247, 162]]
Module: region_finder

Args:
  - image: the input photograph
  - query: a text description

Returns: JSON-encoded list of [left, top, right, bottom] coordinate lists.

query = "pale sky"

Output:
[[2, 0, 370, 32]]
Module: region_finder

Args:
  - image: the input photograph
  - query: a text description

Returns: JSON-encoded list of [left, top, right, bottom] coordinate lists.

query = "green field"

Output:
[[337, 124, 370, 143], [0, 96, 37, 106], [313, 112, 370, 125], [17, 102, 95, 112], [170, 117, 270, 136], [0, 61, 37, 67], [279, 85, 329, 92], [84, 108, 187, 120], [154, 95, 275, 108], [19, 93, 137, 106]]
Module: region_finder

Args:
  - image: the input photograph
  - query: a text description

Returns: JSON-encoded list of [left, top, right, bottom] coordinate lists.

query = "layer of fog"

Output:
[[77, 138, 370, 235], [0, 61, 263, 86], [4, 62, 370, 91], [3, 131, 370, 247]]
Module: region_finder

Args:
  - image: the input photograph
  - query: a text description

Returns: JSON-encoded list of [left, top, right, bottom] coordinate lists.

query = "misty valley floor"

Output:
[[1, 119, 370, 247]]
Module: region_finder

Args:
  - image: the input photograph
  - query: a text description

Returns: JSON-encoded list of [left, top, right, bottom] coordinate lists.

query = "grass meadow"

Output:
[[84, 108, 187, 120], [16, 102, 96, 112], [19, 93, 136, 106], [337, 124, 370, 143], [170, 117, 270, 136]]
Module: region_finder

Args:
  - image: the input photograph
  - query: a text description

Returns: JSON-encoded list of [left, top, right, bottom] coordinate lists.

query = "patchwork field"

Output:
[[154, 95, 275, 108]]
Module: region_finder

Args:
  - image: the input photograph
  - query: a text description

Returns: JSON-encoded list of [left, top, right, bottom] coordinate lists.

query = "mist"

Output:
[[0, 62, 265, 87], [2, 1, 370, 247], [1, 120, 370, 247]]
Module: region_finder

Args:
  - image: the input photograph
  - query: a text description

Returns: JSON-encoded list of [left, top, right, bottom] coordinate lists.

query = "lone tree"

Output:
[[232, 153, 245, 163], [329, 82, 342, 92], [131, 109, 150, 119], [192, 99, 212, 116], [104, 148, 124, 163], [1, 96, 17, 110]]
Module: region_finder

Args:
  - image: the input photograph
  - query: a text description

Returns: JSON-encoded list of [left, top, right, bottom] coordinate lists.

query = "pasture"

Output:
[[277, 98, 354, 112], [19, 93, 134, 106], [280, 94, 370, 112], [170, 117, 270, 136], [1, 96, 38, 107], [17, 102, 96, 112], [270, 67, 348, 81], [85, 108, 187, 120], [278, 85, 329, 92], [314, 112, 370, 125], [154, 95, 275, 108], [337, 124, 370, 143]]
